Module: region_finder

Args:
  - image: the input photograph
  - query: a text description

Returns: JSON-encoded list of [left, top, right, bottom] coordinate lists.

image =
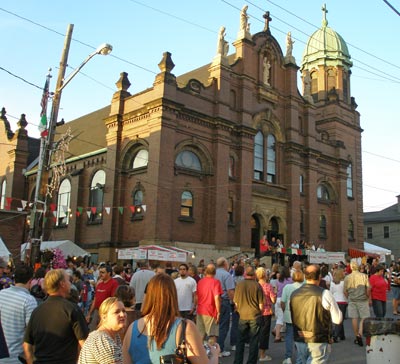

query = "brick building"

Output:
[[0, 8, 364, 262]]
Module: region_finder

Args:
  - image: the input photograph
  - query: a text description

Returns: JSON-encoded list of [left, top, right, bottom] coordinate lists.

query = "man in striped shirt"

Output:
[[0, 264, 37, 364]]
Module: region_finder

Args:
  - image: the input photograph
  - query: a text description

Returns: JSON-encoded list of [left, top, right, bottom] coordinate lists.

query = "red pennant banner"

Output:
[[5, 197, 12, 210], [129, 206, 135, 213], [50, 203, 57, 212], [91, 207, 97, 214]]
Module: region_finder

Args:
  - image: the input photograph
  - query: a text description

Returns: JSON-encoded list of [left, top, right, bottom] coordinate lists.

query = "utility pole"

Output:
[[30, 24, 74, 266]]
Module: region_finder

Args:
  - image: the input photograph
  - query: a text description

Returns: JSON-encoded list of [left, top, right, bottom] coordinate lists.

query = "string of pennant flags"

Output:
[[3, 196, 146, 218]]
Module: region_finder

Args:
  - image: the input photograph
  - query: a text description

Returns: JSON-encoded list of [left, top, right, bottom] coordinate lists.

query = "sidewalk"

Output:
[[220, 294, 399, 364]]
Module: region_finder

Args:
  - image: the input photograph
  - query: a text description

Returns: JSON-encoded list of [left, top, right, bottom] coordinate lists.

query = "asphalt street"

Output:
[[219, 293, 399, 364]]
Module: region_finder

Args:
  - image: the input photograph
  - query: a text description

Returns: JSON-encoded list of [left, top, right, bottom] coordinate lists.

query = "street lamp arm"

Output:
[[59, 43, 112, 93]]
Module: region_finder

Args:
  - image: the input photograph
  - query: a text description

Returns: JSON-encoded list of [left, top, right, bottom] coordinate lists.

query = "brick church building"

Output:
[[0, 7, 363, 262]]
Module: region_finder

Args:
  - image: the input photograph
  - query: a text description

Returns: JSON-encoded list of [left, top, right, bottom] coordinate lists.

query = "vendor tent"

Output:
[[0, 237, 11, 261], [21, 240, 90, 258], [348, 247, 379, 259], [363, 242, 391, 255]]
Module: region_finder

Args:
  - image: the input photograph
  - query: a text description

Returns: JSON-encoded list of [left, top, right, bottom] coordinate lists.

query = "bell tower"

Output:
[[300, 4, 353, 104]]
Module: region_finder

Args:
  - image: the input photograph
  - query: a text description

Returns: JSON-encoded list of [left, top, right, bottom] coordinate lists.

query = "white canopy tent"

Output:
[[363, 242, 391, 255], [0, 237, 11, 262], [21, 240, 90, 259]]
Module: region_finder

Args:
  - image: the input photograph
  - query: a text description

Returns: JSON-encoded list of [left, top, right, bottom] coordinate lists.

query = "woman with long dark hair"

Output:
[[122, 273, 220, 364]]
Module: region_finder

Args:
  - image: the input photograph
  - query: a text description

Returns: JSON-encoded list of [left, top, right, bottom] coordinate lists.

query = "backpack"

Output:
[[30, 279, 46, 300]]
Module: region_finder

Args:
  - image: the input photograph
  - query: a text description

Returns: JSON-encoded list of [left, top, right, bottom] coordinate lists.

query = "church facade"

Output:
[[0, 7, 363, 262]]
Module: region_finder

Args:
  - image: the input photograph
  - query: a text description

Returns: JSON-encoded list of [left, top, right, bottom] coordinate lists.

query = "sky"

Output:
[[0, 0, 399, 213]]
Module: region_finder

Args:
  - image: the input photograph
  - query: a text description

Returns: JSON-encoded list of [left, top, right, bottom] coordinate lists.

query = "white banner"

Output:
[[117, 248, 147, 260], [308, 251, 345, 264]]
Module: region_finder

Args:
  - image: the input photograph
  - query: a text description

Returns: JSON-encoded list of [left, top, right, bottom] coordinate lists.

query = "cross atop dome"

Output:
[[322, 3, 328, 27]]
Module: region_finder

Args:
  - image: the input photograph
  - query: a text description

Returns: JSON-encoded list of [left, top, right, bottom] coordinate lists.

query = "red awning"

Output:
[[348, 248, 380, 259]]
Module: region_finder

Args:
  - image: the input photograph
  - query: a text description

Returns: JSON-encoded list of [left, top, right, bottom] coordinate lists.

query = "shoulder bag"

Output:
[[159, 319, 192, 364]]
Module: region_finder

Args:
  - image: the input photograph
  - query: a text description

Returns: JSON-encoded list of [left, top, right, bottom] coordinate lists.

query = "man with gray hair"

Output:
[[343, 259, 370, 346], [23, 269, 88, 364]]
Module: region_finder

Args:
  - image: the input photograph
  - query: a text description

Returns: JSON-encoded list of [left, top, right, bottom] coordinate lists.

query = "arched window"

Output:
[[254, 131, 264, 180], [300, 209, 305, 234], [317, 184, 330, 201], [132, 149, 148, 169], [348, 219, 354, 240], [343, 74, 349, 101], [230, 90, 237, 109], [175, 151, 202, 172], [299, 175, 304, 194], [56, 179, 71, 226], [89, 170, 106, 223], [228, 196, 234, 224], [0, 180, 6, 210], [254, 132, 277, 183], [266, 134, 276, 183], [311, 71, 318, 99], [319, 215, 327, 238], [180, 191, 193, 218], [327, 69, 336, 91], [347, 163, 353, 198], [228, 156, 235, 178]]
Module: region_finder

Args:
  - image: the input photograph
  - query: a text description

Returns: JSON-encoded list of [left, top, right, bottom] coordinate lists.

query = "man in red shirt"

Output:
[[196, 264, 222, 342], [86, 265, 119, 330]]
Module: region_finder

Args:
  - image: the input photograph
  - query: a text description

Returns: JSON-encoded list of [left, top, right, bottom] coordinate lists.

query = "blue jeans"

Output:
[[230, 307, 239, 346], [372, 299, 386, 318], [295, 342, 330, 364], [285, 324, 303, 364], [233, 319, 260, 364], [285, 323, 294, 359], [218, 299, 231, 351]]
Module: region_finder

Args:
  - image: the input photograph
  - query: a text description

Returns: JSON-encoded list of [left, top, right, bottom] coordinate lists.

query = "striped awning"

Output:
[[348, 248, 380, 259]]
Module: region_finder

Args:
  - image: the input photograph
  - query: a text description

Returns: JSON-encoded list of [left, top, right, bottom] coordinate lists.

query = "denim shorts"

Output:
[[392, 286, 400, 300]]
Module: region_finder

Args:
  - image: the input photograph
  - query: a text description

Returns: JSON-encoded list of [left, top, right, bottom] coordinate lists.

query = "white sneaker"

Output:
[[218, 351, 231, 358], [259, 355, 272, 361], [231, 345, 236, 351], [282, 358, 292, 364]]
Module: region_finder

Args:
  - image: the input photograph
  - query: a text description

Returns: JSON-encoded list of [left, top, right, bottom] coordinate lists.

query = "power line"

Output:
[[383, 0, 400, 16], [0, 66, 43, 90]]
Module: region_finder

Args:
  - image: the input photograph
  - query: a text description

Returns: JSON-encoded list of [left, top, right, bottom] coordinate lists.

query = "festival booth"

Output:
[[348, 246, 380, 260], [117, 245, 194, 263], [363, 242, 392, 262]]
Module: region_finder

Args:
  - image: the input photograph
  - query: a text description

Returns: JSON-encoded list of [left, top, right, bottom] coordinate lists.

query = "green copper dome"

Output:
[[301, 6, 352, 70]]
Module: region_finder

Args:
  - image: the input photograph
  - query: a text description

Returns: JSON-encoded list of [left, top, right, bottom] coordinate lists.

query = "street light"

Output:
[[30, 24, 112, 266], [58, 43, 113, 92]]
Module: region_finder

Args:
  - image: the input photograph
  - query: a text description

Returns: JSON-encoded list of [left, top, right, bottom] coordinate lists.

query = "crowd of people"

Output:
[[0, 254, 399, 364]]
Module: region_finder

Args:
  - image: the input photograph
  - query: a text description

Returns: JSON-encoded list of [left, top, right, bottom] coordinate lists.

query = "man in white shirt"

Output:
[[129, 261, 155, 310], [174, 263, 197, 320]]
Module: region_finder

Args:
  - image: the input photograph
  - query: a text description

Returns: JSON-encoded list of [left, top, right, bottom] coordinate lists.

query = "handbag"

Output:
[[159, 319, 192, 364]]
